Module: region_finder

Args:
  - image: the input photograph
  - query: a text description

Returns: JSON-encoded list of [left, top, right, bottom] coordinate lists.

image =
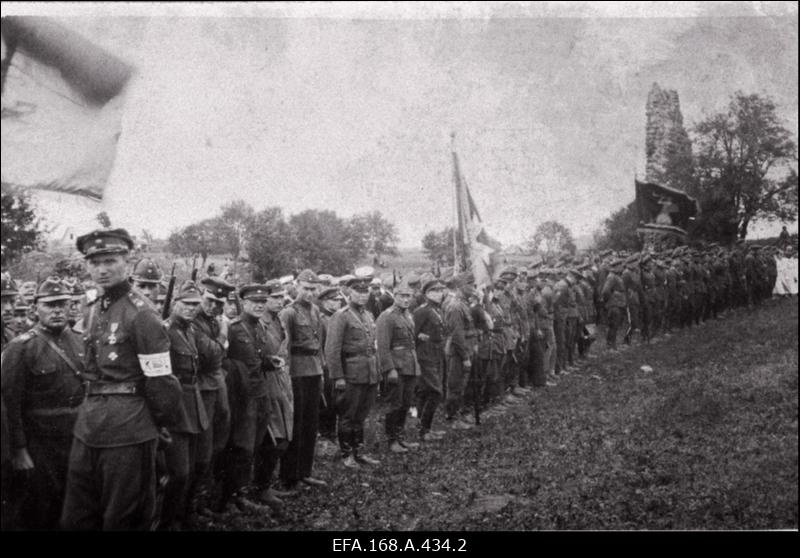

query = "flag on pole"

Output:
[[452, 148, 495, 288], [1, 17, 135, 200]]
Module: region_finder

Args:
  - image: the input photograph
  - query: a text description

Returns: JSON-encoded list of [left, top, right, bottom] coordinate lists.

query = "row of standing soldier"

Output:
[[0, 228, 786, 530]]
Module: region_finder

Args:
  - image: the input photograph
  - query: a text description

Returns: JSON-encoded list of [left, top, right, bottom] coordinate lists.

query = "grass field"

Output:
[[202, 297, 798, 531]]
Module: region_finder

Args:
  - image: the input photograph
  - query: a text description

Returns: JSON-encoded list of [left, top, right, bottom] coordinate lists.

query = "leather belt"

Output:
[[86, 380, 143, 396], [291, 347, 320, 356], [343, 351, 374, 359]]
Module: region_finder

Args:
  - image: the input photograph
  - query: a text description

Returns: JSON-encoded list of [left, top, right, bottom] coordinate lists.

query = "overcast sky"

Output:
[[6, 1, 799, 247]]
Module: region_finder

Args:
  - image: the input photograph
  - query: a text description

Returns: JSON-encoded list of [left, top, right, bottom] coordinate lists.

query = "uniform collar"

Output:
[[100, 280, 131, 309]]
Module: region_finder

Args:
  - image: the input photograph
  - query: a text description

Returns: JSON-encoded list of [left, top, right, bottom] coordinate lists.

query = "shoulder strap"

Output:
[[30, 329, 82, 377]]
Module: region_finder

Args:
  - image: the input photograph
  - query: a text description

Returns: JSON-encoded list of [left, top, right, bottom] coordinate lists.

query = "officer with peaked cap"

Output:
[[376, 278, 421, 454], [130, 258, 163, 305], [220, 283, 283, 512], [62, 228, 182, 530], [2, 274, 19, 350], [324, 266, 382, 469], [10, 298, 32, 335], [160, 280, 206, 530], [278, 269, 327, 489], [191, 275, 236, 511], [252, 279, 295, 509], [2, 277, 85, 530], [601, 259, 626, 351], [413, 278, 448, 441], [443, 271, 478, 430], [316, 285, 345, 448]]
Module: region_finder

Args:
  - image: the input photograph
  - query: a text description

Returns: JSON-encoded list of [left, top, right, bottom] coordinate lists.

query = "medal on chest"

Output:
[[108, 351, 118, 362], [108, 322, 119, 345]]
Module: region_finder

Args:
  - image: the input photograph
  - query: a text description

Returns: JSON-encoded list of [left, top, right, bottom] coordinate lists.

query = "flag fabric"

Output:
[[1, 17, 135, 200], [453, 150, 495, 288]]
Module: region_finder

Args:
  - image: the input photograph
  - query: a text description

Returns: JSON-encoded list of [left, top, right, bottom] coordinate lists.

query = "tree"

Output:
[[691, 92, 798, 240], [422, 227, 462, 265], [289, 209, 354, 274], [219, 200, 255, 262], [347, 211, 400, 260], [592, 202, 642, 252], [1, 187, 45, 266], [166, 217, 226, 266], [247, 207, 294, 278], [527, 220, 576, 255]]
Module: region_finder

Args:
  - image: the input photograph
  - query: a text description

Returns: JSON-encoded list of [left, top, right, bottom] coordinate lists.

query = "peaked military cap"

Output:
[[264, 279, 287, 297], [34, 276, 73, 303], [317, 273, 334, 286], [201, 276, 235, 302], [131, 258, 162, 284], [337, 274, 354, 287], [422, 278, 445, 293], [318, 286, 342, 300], [403, 271, 421, 287], [76, 228, 134, 258], [598, 249, 613, 258], [1, 274, 19, 297], [279, 274, 295, 286], [239, 284, 270, 301], [296, 269, 319, 284], [174, 280, 202, 303], [347, 266, 374, 288], [13, 297, 29, 312]]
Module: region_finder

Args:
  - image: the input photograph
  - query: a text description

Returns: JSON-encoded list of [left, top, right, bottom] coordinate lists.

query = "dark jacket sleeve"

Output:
[[0, 340, 29, 449], [133, 309, 183, 429], [375, 311, 396, 373]]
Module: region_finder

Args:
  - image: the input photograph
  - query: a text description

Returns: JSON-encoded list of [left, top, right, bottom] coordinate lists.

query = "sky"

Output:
[[3, 1, 799, 248]]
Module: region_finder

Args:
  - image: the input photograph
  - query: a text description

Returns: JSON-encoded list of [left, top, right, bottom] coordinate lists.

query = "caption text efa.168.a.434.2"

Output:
[[332, 538, 468, 552]]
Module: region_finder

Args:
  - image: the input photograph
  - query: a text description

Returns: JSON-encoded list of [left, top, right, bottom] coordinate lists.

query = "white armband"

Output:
[[138, 352, 173, 377]]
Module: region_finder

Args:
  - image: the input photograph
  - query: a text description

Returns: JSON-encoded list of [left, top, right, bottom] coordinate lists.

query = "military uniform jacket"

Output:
[[376, 305, 419, 377], [166, 317, 207, 435], [413, 302, 445, 365], [523, 289, 541, 333], [566, 282, 580, 319], [227, 314, 279, 399], [260, 312, 294, 441], [538, 284, 555, 328], [622, 269, 642, 307], [601, 273, 626, 309], [75, 282, 181, 448], [2, 325, 15, 352], [280, 300, 324, 378], [324, 303, 378, 384], [553, 279, 570, 321], [444, 296, 477, 361], [494, 290, 518, 350], [192, 312, 227, 392], [1, 324, 85, 448], [580, 280, 596, 322], [641, 270, 657, 307], [478, 300, 506, 359]]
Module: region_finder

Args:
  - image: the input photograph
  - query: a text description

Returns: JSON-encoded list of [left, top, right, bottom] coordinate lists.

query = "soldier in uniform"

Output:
[[61, 228, 182, 530], [316, 285, 345, 447], [279, 269, 327, 489], [601, 259, 626, 351], [524, 266, 546, 387], [376, 280, 421, 453], [552, 267, 570, 372], [367, 278, 394, 320], [537, 268, 557, 382], [1, 277, 85, 530], [413, 279, 448, 442], [1, 274, 19, 530], [221, 283, 283, 512], [160, 280, 207, 530], [254, 280, 295, 508], [442, 272, 478, 430], [622, 255, 644, 344], [324, 267, 382, 469], [130, 258, 163, 305], [564, 268, 582, 365], [2, 274, 20, 349], [640, 254, 656, 343], [193, 277, 234, 510], [11, 299, 32, 335]]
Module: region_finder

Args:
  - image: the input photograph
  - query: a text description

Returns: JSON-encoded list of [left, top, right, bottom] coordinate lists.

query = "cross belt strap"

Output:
[[30, 329, 82, 377]]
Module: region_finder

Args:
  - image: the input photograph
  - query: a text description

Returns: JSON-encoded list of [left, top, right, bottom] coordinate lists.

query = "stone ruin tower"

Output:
[[645, 82, 693, 191]]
